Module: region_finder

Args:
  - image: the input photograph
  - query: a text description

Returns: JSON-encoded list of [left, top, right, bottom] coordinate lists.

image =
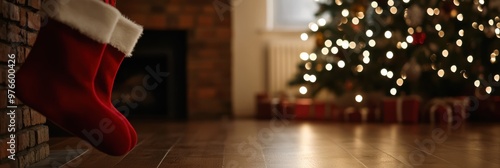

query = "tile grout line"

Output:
[[328, 137, 369, 168], [156, 136, 183, 168]]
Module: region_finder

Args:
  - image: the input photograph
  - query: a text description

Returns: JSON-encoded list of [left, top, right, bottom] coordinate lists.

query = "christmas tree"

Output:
[[289, 0, 500, 100]]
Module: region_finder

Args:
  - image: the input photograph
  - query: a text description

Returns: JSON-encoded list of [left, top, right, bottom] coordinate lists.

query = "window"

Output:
[[268, 0, 319, 30]]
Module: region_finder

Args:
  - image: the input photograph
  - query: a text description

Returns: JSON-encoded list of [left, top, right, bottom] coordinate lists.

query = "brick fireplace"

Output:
[[1, 0, 50, 167], [117, 0, 232, 118]]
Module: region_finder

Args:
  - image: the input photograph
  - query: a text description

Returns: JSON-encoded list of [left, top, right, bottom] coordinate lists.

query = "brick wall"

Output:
[[117, 0, 232, 118], [0, 0, 49, 167]]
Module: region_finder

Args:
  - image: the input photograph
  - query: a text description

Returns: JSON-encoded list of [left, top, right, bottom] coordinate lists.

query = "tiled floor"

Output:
[[32, 119, 500, 168]]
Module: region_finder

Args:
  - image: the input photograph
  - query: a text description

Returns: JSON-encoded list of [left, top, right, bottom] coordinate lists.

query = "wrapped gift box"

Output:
[[343, 107, 363, 122], [382, 96, 421, 124], [493, 96, 500, 120], [294, 99, 329, 120], [428, 99, 453, 124], [446, 96, 470, 121], [470, 96, 500, 121], [330, 103, 342, 121], [425, 97, 471, 124], [343, 107, 381, 122], [255, 93, 293, 119]]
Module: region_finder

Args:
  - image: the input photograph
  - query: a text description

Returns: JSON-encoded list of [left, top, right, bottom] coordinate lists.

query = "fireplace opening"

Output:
[[112, 30, 187, 120]]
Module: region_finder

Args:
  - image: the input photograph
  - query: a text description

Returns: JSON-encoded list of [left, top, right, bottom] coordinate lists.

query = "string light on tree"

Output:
[[300, 52, 309, 61], [355, 94, 363, 103], [299, 86, 308, 95], [288, 0, 500, 101], [390, 88, 397, 95], [301, 33, 309, 41]]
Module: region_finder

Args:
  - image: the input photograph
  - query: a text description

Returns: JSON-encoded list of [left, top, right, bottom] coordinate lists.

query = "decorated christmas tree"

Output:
[[289, 0, 500, 100]]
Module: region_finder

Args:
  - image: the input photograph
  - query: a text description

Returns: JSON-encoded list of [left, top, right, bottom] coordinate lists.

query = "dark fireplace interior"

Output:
[[112, 30, 187, 120]]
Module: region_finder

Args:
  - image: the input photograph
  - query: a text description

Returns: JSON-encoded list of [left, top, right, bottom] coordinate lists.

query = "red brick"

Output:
[[0, 110, 8, 134], [7, 24, 21, 42], [219, 13, 231, 27], [126, 14, 148, 26], [8, 2, 20, 22], [18, 148, 35, 168], [33, 109, 46, 124], [194, 28, 215, 40], [202, 5, 215, 14], [16, 45, 25, 62], [0, 43, 10, 63], [167, 0, 184, 4], [178, 14, 194, 29], [27, 0, 40, 10], [166, 5, 181, 14], [35, 125, 49, 144], [117, 2, 151, 14], [0, 66, 6, 85], [27, 10, 40, 30], [34, 143, 49, 162], [183, 6, 200, 14], [20, 47, 30, 62], [147, 14, 167, 29], [28, 128, 36, 147], [197, 15, 214, 27], [0, 21, 7, 41], [1, 1, 19, 22], [26, 31, 37, 46], [0, 89, 7, 108], [17, 130, 29, 151], [197, 87, 217, 99], [0, 161, 18, 168], [0, 138, 7, 159], [23, 107, 31, 128], [30, 109, 45, 125], [16, 46, 26, 63], [19, 7, 27, 27], [198, 48, 219, 58]]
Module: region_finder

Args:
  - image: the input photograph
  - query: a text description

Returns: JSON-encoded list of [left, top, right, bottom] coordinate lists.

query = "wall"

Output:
[[232, 0, 267, 118], [232, 0, 308, 117], [0, 0, 49, 167], [116, 0, 232, 118]]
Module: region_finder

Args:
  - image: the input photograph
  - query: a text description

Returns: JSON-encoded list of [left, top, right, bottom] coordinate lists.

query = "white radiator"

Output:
[[266, 39, 314, 94]]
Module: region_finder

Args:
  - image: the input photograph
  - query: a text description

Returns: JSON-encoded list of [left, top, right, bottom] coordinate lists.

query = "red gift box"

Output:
[[343, 107, 381, 122], [343, 107, 362, 122], [493, 96, 500, 120], [382, 96, 421, 124], [473, 96, 500, 121], [426, 97, 471, 124], [446, 96, 470, 121], [255, 93, 293, 119], [428, 99, 453, 124], [293, 99, 329, 120], [330, 103, 342, 121]]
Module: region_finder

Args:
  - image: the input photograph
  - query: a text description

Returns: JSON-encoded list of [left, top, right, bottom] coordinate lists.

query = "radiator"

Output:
[[266, 39, 314, 94]]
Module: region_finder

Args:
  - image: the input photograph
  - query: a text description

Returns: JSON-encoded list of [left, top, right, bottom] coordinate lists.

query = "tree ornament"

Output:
[[351, 1, 366, 14], [406, 5, 424, 27], [345, 79, 354, 91], [441, 0, 456, 15], [412, 32, 426, 45], [316, 32, 325, 47], [401, 57, 422, 82]]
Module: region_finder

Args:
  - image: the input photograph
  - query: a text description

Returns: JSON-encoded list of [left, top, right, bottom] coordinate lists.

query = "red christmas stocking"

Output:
[[104, 0, 116, 6], [101, 0, 139, 150], [16, 0, 133, 156], [95, 16, 143, 149]]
